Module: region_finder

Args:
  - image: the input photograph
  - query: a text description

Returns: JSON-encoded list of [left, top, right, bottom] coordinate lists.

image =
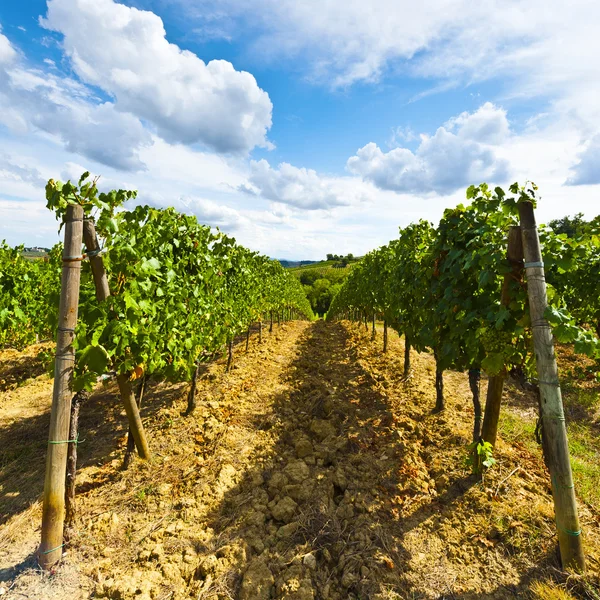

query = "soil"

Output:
[[0, 320, 599, 600]]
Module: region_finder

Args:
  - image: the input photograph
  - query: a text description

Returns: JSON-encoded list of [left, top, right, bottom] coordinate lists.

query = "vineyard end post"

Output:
[[519, 200, 585, 572], [39, 203, 84, 569]]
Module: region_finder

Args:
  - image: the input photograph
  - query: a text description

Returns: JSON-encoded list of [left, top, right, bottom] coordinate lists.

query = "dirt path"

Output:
[[1, 320, 599, 599]]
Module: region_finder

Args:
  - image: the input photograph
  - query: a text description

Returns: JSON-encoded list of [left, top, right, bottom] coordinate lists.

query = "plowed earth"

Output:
[[1, 320, 599, 600]]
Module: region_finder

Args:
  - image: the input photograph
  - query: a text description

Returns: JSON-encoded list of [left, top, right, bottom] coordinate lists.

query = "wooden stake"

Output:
[[383, 320, 388, 353], [226, 339, 233, 372], [117, 375, 150, 460], [246, 327, 250, 352], [39, 204, 84, 569], [519, 200, 585, 572], [83, 219, 150, 460], [404, 337, 411, 378], [468, 368, 482, 443], [124, 376, 145, 468], [481, 226, 524, 446], [372, 313, 376, 339], [269, 311, 273, 333], [434, 349, 444, 412], [82, 220, 109, 301], [186, 363, 199, 416], [259, 320, 262, 343]]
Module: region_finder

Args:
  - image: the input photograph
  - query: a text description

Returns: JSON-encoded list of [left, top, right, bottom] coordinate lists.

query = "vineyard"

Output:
[[0, 176, 600, 599]]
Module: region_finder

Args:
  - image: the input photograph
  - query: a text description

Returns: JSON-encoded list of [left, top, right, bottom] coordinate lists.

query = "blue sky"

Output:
[[0, 0, 598, 258]]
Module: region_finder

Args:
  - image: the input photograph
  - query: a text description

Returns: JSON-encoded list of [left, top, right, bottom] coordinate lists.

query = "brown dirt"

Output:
[[0, 320, 599, 599]]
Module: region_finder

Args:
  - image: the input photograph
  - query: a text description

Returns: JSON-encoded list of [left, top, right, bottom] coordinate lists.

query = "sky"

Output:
[[0, 0, 598, 259]]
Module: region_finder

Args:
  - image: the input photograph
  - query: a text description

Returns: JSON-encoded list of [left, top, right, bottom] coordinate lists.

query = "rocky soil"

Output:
[[0, 320, 599, 599]]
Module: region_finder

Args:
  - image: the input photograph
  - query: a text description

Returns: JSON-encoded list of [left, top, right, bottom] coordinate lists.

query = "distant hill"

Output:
[[276, 259, 319, 268]]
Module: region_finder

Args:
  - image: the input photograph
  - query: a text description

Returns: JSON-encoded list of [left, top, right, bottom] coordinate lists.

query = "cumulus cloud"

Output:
[[566, 135, 600, 186], [0, 63, 152, 170], [41, 0, 273, 154], [240, 159, 372, 210], [347, 103, 510, 195]]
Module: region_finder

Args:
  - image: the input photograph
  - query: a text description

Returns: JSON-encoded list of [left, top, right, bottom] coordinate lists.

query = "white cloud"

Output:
[[41, 0, 273, 154], [0, 155, 46, 187], [347, 103, 510, 194], [241, 159, 373, 210], [0, 64, 152, 170], [566, 135, 600, 186], [445, 102, 510, 145], [0, 30, 17, 65]]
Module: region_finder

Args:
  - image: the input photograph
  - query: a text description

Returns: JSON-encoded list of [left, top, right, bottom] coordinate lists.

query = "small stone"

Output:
[[157, 483, 172, 496], [341, 570, 358, 588], [162, 562, 181, 581], [303, 553, 317, 570], [295, 439, 313, 458], [268, 472, 289, 490], [310, 419, 336, 441], [271, 496, 298, 523], [245, 509, 266, 527], [196, 554, 219, 578], [240, 559, 274, 600], [284, 460, 310, 484], [277, 521, 299, 538], [360, 565, 370, 578]]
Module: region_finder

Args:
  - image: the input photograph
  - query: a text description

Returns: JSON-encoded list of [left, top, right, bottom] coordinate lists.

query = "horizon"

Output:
[[1, 0, 599, 260]]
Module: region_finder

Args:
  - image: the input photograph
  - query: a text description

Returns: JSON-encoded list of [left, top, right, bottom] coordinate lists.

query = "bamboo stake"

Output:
[[481, 226, 524, 446], [39, 204, 84, 569], [519, 200, 585, 572], [83, 219, 150, 460]]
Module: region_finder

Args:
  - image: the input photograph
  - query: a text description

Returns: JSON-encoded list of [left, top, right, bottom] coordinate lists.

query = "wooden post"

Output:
[[383, 320, 388, 353], [124, 377, 145, 467], [83, 219, 150, 460], [186, 363, 199, 415], [39, 204, 84, 569], [246, 327, 250, 352], [434, 349, 444, 412], [259, 320, 262, 343], [468, 368, 482, 443], [226, 339, 233, 372], [481, 226, 524, 447], [269, 311, 273, 333], [117, 375, 150, 460], [277, 311, 281, 326], [372, 313, 376, 339], [404, 337, 411, 377], [519, 201, 585, 571], [64, 390, 88, 541], [82, 220, 109, 301]]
